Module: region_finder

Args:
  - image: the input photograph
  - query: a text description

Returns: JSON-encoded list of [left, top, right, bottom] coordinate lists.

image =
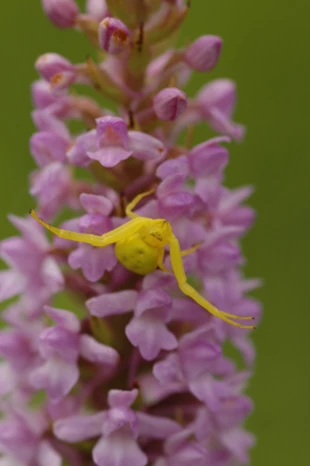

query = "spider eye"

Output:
[[151, 232, 162, 241]]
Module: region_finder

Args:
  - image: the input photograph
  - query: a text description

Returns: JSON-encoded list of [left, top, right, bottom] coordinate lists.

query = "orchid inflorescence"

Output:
[[0, 1, 261, 465]]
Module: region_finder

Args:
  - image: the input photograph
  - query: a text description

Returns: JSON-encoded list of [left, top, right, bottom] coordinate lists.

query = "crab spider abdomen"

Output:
[[115, 233, 160, 275]]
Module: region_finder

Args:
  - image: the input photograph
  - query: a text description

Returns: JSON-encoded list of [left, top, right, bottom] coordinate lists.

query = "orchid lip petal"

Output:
[[93, 432, 147, 466], [87, 147, 133, 167]]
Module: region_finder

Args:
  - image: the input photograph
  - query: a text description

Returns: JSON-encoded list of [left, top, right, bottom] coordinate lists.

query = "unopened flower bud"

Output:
[[86, 0, 108, 21], [42, 0, 79, 28], [153, 87, 187, 121], [184, 35, 223, 72], [35, 53, 75, 83], [50, 72, 76, 90], [98, 17, 129, 54]]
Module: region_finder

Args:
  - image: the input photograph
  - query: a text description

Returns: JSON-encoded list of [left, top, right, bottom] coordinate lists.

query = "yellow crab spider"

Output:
[[30, 190, 255, 329]]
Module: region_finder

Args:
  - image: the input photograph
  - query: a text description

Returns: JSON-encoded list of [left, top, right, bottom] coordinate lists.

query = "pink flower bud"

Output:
[[184, 35, 223, 72], [42, 0, 79, 28], [86, 0, 108, 21], [35, 53, 76, 89], [50, 71, 76, 90], [153, 87, 187, 121], [98, 17, 130, 54]]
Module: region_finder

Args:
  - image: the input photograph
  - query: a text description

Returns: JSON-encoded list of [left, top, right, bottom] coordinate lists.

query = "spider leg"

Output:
[[157, 243, 201, 272], [157, 247, 171, 273], [30, 210, 146, 247], [180, 242, 203, 257], [167, 233, 255, 329], [125, 189, 155, 219]]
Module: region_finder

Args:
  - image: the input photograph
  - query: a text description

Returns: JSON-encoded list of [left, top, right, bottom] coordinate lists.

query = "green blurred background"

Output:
[[0, 1, 309, 464]]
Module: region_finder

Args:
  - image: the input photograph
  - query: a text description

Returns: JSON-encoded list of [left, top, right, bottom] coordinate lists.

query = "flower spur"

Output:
[[30, 190, 255, 329]]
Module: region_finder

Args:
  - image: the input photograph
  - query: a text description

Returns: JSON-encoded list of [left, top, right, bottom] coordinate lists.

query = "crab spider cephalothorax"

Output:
[[30, 190, 255, 329]]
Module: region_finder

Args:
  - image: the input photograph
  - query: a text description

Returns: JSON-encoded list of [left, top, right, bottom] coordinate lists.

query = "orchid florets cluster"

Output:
[[0, 1, 261, 465]]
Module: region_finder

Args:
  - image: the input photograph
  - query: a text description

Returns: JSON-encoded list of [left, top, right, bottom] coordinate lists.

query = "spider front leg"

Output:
[[157, 242, 202, 273], [30, 210, 146, 247], [125, 189, 155, 219], [167, 233, 255, 329], [180, 242, 203, 257], [157, 247, 171, 273]]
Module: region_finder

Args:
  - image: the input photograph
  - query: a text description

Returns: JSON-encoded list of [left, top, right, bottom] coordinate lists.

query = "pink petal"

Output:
[[44, 306, 81, 333], [126, 315, 178, 361], [156, 175, 186, 199], [54, 412, 105, 442], [0, 362, 16, 397], [86, 290, 137, 317], [153, 353, 184, 386], [0, 270, 25, 303], [96, 116, 129, 148], [137, 412, 181, 439], [93, 432, 147, 466], [189, 141, 229, 176], [30, 357, 79, 402], [220, 427, 255, 464], [39, 327, 79, 363], [156, 155, 189, 180], [80, 335, 119, 367], [136, 289, 172, 317], [68, 244, 117, 282], [197, 79, 237, 116], [80, 193, 114, 216], [8, 214, 49, 249], [37, 441, 62, 466], [128, 131, 165, 162], [88, 147, 132, 167], [108, 389, 138, 409], [208, 108, 245, 141]]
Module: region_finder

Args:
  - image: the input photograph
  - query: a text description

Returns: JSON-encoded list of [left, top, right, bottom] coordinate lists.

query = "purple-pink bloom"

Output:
[[126, 289, 178, 360], [0, 3, 260, 466], [30, 306, 119, 402], [54, 388, 181, 466], [87, 116, 165, 167], [87, 116, 132, 166], [196, 79, 245, 140], [69, 242, 117, 282], [92, 389, 146, 466]]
